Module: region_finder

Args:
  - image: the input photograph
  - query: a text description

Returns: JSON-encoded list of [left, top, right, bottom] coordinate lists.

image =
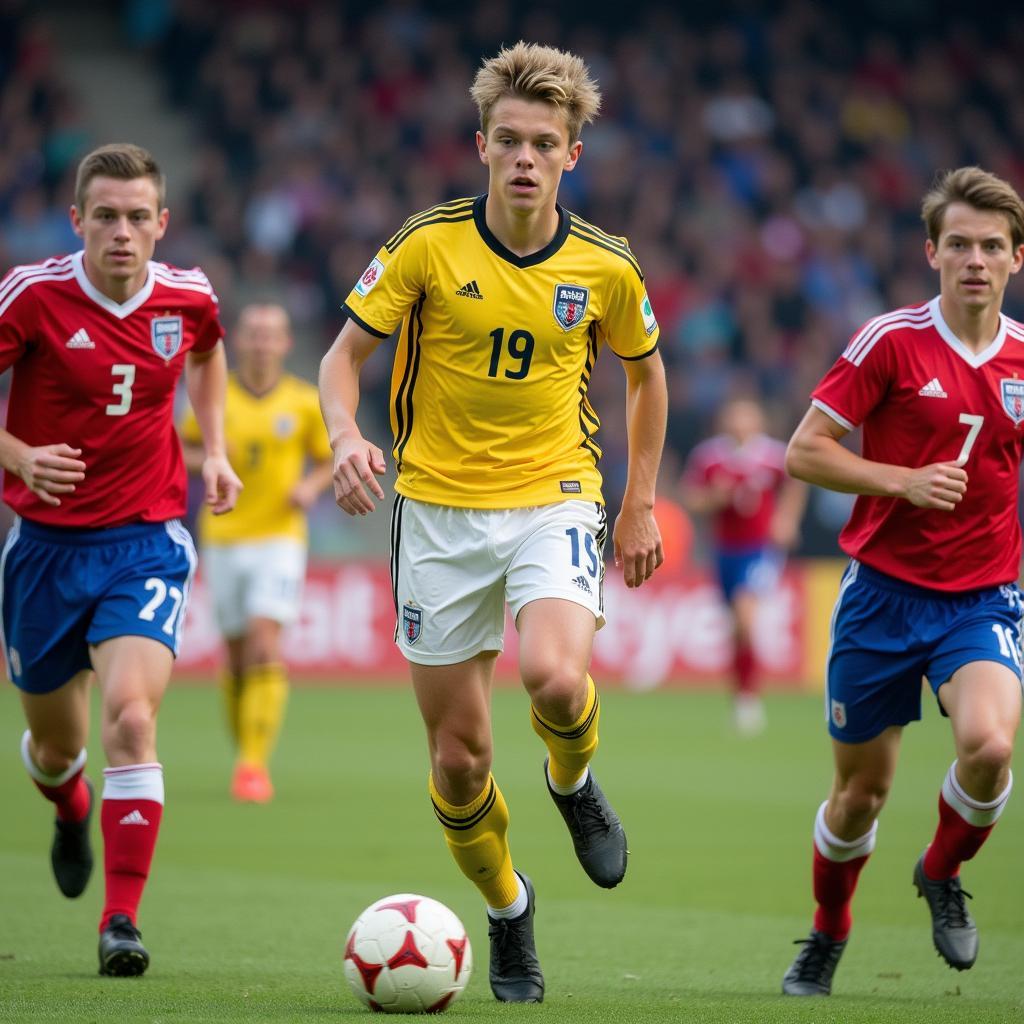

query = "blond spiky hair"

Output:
[[470, 41, 601, 145]]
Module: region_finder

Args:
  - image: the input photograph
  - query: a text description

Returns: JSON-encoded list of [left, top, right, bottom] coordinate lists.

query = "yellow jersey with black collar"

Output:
[[180, 372, 332, 543], [342, 194, 660, 509]]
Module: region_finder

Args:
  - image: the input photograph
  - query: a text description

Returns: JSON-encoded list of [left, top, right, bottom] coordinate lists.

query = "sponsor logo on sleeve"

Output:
[[354, 258, 385, 298], [641, 292, 658, 336]]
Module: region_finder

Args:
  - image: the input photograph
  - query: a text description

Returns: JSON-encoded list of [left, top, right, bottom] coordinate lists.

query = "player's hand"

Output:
[[613, 503, 664, 589], [17, 443, 86, 507], [202, 454, 243, 515], [289, 478, 319, 510], [332, 436, 387, 515], [902, 461, 967, 511]]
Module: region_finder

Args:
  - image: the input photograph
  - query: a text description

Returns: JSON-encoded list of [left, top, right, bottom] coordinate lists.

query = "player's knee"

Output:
[[523, 664, 587, 721], [431, 734, 492, 800], [106, 699, 157, 759], [960, 733, 1015, 780], [834, 777, 890, 822], [31, 738, 80, 777]]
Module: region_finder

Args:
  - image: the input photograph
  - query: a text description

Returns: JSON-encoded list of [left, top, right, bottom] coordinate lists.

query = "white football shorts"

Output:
[[390, 497, 607, 665], [202, 538, 308, 637]]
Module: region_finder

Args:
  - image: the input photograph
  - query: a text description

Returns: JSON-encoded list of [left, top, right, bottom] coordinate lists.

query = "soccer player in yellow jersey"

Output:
[[181, 304, 333, 803], [319, 42, 667, 1002]]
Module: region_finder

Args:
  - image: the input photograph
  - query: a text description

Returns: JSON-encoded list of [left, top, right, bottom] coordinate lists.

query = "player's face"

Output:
[[926, 202, 1024, 314], [233, 306, 292, 378], [476, 97, 582, 216], [71, 176, 169, 299]]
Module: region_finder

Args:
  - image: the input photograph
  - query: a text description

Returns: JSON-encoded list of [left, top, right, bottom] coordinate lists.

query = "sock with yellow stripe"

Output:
[[221, 669, 242, 747], [428, 773, 521, 912], [237, 662, 289, 769], [530, 674, 599, 792]]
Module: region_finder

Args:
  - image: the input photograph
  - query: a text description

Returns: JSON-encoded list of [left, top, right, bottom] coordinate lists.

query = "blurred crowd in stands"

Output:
[[3, 0, 1024, 554]]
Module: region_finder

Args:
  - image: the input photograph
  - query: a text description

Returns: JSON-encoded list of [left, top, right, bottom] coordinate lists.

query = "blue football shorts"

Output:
[[715, 544, 783, 602], [825, 560, 1024, 743], [1, 518, 197, 694]]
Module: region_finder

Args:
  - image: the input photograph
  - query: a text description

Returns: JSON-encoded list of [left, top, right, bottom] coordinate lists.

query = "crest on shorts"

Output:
[[553, 284, 589, 332], [402, 603, 422, 645], [151, 316, 183, 360], [1000, 378, 1024, 425], [830, 699, 847, 729]]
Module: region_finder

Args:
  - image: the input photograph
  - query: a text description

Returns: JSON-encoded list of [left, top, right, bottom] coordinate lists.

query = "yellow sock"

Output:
[[428, 773, 520, 910], [237, 662, 289, 769], [530, 674, 600, 788], [221, 669, 242, 746]]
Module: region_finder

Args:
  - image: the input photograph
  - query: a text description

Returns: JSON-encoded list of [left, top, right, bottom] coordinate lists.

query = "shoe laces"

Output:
[[107, 915, 143, 941], [488, 915, 530, 973], [790, 933, 843, 981], [567, 786, 611, 842], [934, 876, 973, 929]]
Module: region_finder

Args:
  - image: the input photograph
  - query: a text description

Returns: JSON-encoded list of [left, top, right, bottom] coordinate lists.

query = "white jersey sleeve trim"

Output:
[[811, 398, 855, 431]]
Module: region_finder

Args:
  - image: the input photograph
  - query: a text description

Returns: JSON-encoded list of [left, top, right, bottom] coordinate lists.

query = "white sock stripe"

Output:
[[813, 800, 877, 862], [20, 730, 86, 787], [942, 762, 1012, 826], [102, 763, 165, 804]]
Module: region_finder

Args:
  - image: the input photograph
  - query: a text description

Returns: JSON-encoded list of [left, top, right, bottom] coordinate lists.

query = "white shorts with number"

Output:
[[202, 538, 307, 637], [391, 497, 607, 665]]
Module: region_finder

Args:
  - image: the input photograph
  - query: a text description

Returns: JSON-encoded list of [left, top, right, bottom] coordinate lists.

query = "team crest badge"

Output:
[[1000, 378, 1024, 425], [402, 603, 422, 645], [831, 699, 847, 730], [274, 414, 296, 438], [355, 257, 385, 297], [553, 284, 590, 332], [151, 316, 183, 360]]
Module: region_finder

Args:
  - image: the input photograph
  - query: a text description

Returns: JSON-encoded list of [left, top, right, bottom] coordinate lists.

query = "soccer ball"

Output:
[[343, 894, 472, 1013]]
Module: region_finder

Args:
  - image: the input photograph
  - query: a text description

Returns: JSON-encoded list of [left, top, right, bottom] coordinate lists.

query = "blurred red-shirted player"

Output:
[[0, 143, 241, 977], [681, 397, 806, 733]]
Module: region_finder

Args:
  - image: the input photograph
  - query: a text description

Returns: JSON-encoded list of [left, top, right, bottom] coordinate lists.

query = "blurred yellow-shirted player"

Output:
[[181, 304, 333, 802]]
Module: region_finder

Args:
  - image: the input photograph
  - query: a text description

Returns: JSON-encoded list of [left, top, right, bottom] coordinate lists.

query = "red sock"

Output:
[[100, 764, 164, 931], [33, 771, 91, 822], [734, 641, 755, 695], [922, 763, 1009, 881], [20, 731, 90, 822], [812, 846, 869, 940]]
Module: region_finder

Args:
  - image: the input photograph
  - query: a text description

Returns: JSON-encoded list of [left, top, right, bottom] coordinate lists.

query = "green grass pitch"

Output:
[[1, 683, 1021, 1023]]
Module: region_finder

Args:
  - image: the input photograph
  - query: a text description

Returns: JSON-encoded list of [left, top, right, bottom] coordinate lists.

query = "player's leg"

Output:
[[91, 635, 173, 976], [232, 539, 304, 801], [223, 634, 246, 746], [783, 728, 901, 996], [85, 519, 196, 976], [19, 674, 96, 898], [3, 521, 97, 899], [518, 597, 626, 888], [394, 497, 541, 1002], [914, 590, 1024, 970], [412, 655, 542, 1003], [730, 588, 763, 734]]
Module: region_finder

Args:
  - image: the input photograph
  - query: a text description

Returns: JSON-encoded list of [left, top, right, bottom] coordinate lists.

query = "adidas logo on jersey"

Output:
[[455, 280, 484, 299], [918, 377, 948, 398], [119, 809, 150, 826], [65, 328, 95, 349], [571, 574, 593, 595]]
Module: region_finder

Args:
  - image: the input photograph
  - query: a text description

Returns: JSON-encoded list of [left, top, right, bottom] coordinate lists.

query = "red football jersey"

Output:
[[0, 251, 223, 527], [683, 433, 787, 547], [812, 296, 1024, 590]]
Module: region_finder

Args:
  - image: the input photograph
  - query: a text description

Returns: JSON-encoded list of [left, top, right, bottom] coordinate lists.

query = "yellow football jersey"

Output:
[[343, 195, 659, 508], [180, 372, 332, 544]]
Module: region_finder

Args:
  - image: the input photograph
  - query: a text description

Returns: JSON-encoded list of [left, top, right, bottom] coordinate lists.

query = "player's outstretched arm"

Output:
[[319, 320, 387, 517], [786, 406, 967, 511], [185, 342, 242, 515], [0, 430, 86, 507], [614, 350, 668, 589]]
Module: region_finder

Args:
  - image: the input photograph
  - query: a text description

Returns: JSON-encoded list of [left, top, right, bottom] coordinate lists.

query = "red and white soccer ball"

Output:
[[343, 894, 472, 1013]]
